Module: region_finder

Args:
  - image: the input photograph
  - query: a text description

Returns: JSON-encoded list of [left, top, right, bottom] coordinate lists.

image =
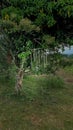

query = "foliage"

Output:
[[55, 0, 73, 18], [1, 0, 73, 41], [1, 6, 23, 23], [0, 0, 73, 73]]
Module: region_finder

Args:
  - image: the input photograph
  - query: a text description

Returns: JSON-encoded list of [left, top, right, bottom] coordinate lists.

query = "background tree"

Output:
[[0, 0, 73, 93]]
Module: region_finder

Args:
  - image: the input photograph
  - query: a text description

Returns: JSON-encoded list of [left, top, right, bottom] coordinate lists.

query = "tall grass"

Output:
[[22, 75, 64, 102], [0, 73, 64, 103]]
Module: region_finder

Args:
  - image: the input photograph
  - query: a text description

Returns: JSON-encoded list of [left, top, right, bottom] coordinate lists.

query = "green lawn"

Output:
[[0, 68, 73, 130]]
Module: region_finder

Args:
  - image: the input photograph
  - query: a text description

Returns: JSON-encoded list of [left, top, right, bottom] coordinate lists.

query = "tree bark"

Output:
[[15, 59, 24, 94]]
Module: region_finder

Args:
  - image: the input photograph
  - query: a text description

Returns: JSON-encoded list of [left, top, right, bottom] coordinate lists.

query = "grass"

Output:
[[0, 67, 73, 130]]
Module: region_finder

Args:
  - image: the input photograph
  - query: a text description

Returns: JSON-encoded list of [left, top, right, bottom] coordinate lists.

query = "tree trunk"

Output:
[[15, 59, 24, 94]]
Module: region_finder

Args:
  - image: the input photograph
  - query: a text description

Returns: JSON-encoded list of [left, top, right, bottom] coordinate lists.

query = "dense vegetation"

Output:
[[0, 1, 73, 129], [0, 0, 73, 56], [0, 0, 73, 91], [0, 0, 73, 86]]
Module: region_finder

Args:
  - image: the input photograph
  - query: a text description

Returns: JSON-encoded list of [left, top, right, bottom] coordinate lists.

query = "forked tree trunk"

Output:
[[15, 59, 24, 94]]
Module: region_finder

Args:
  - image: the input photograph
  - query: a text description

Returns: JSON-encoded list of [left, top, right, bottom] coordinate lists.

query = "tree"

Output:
[[1, 0, 73, 45], [0, 0, 73, 93]]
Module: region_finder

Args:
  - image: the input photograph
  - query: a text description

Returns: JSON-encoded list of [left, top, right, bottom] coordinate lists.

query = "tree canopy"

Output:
[[0, 0, 73, 93], [0, 0, 73, 65]]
